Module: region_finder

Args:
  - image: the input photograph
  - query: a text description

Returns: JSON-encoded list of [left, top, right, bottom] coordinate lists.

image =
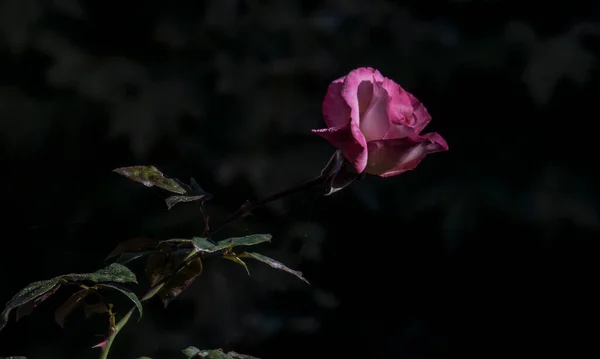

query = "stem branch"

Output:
[[98, 307, 135, 359]]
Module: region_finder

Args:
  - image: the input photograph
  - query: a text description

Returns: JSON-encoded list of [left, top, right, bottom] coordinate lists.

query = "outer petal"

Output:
[[340, 67, 384, 129], [380, 78, 432, 134], [365, 132, 448, 177], [406, 92, 432, 134], [312, 122, 368, 174], [360, 81, 392, 142], [322, 79, 351, 128]]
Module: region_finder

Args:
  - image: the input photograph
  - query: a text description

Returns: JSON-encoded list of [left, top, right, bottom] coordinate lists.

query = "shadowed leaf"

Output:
[[0, 264, 137, 331], [106, 237, 158, 261], [161, 234, 271, 254], [96, 284, 143, 320], [55, 289, 92, 328], [144, 244, 182, 287], [223, 255, 250, 275], [113, 166, 186, 194], [145, 253, 169, 287], [15, 284, 61, 321], [116, 251, 157, 265], [84, 302, 108, 318], [159, 257, 203, 307], [239, 252, 309, 284]]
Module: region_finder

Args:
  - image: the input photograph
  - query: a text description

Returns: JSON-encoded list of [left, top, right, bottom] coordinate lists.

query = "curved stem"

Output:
[[98, 307, 135, 359], [207, 175, 326, 238]]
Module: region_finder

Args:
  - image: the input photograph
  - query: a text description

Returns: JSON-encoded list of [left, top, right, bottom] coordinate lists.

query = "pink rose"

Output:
[[313, 67, 448, 177]]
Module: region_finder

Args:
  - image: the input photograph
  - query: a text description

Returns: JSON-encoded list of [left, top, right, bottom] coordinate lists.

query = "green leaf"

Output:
[[239, 252, 309, 284], [64, 263, 138, 284], [106, 237, 158, 261], [161, 234, 272, 254], [113, 166, 187, 194], [165, 195, 205, 210], [54, 289, 92, 328], [159, 257, 203, 307], [181, 347, 259, 359], [181, 346, 202, 358], [0, 264, 137, 331], [96, 284, 143, 320], [222, 255, 250, 275], [214, 234, 272, 251], [227, 352, 260, 359]]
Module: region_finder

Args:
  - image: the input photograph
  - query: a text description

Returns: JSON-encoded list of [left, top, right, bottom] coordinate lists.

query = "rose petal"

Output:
[[322, 79, 351, 128], [360, 81, 392, 142], [380, 78, 415, 126], [339, 67, 384, 128], [406, 92, 432, 134], [383, 122, 416, 140], [312, 122, 368, 174], [365, 132, 448, 177]]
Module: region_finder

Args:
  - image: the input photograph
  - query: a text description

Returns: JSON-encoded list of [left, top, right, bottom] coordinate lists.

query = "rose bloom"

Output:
[[313, 67, 448, 177]]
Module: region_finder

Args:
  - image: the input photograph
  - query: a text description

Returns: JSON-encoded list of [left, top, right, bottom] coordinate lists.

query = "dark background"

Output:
[[1, 0, 599, 358]]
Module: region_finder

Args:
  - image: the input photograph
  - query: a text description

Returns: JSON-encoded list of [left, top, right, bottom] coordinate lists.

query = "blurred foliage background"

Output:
[[1, 0, 599, 358]]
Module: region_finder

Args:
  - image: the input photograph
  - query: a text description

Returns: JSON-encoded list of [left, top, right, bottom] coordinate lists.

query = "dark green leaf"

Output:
[[116, 251, 157, 265], [65, 263, 138, 284], [0, 264, 137, 331], [222, 255, 250, 275], [159, 257, 203, 307], [181, 346, 201, 358], [96, 284, 143, 320], [214, 234, 272, 251], [1, 277, 64, 330], [113, 166, 187, 194], [227, 352, 260, 359], [181, 347, 259, 359], [161, 234, 271, 254], [106, 237, 158, 260], [239, 252, 309, 284], [15, 284, 61, 321], [165, 195, 205, 210], [54, 289, 92, 328]]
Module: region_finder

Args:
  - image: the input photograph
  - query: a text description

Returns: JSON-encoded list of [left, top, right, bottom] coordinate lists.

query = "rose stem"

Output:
[[207, 175, 326, 238]]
